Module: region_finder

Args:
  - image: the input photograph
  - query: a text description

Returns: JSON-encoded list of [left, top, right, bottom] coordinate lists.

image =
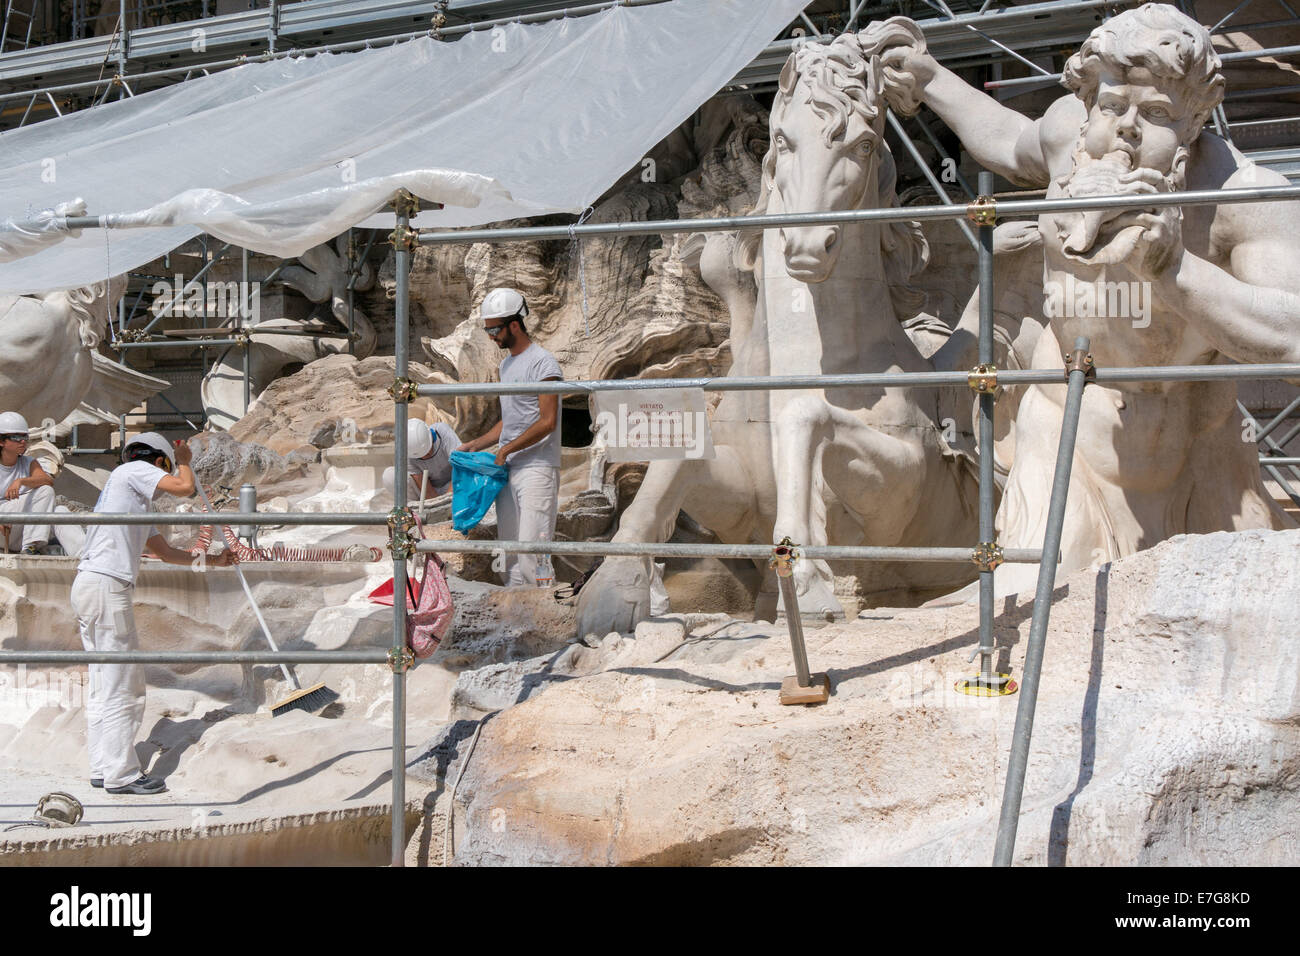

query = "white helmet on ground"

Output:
[[407, 420, 433, 459], [480, 287, 529, 323], [0, 411, 29, 436], [122, 432, 177, 473]]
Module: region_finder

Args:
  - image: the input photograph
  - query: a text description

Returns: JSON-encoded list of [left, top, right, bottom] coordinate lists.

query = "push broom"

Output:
[[195, 482, 336, 716]]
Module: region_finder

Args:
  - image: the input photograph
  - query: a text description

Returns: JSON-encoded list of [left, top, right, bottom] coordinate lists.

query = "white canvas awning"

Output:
[[0, 0, 806, 293]]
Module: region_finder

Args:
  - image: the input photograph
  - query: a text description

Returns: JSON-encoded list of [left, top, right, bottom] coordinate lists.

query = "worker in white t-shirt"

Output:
[[72, 432, 235, 795], [0, 410, 84, 556], [457, 288, 563, 587], [382, 419, 461, 501]]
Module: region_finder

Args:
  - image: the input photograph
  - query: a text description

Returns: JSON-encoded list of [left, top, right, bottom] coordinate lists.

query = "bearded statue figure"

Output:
[[871, 2, 1297, 593]]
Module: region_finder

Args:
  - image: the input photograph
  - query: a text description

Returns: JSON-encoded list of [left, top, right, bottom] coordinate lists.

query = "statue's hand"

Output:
[[866, 17, 932, 116]]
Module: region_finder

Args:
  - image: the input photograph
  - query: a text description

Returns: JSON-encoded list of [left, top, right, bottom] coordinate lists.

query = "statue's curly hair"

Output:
[[1063, 3, 1224, 135]]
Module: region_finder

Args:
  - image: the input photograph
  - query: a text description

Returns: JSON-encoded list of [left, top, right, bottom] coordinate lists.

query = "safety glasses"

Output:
[[0, 434, 28, 444]]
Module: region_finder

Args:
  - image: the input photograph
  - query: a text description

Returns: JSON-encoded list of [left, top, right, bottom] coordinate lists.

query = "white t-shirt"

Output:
[[78, 461, 167, 585], [408, 422, 460, 490], [499, 343, 563, 470], [0, 455, 33, 497]]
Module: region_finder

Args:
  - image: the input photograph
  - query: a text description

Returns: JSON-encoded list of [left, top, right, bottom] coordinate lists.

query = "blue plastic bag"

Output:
[[449, 451, 509, 533]]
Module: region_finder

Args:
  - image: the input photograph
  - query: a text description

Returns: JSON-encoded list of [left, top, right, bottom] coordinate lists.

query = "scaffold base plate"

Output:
[[780, 673, 831, 706], [955, 673, 1018, 697]]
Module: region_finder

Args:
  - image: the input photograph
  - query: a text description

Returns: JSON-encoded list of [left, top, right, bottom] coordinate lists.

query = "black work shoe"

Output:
[[106, 775, 167, 795], [21, 543, 48, 556], [90, 778, 103, 789]]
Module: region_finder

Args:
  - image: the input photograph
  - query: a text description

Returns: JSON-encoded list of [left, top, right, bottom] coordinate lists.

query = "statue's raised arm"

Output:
[[868, 15, 1052, 186]]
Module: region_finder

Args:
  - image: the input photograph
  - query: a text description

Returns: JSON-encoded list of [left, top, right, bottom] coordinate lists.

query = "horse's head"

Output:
[[768, 34, 888, 282], [738, 21, 928, 293]]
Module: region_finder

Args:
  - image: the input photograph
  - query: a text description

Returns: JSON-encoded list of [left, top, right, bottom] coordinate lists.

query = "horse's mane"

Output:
[[735, 27, 929, 320]]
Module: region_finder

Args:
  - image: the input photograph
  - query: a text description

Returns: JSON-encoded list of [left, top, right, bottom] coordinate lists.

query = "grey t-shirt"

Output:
[[78, 460, 165, 585], [0, 455, 33, 497], [408, 422, 460, 491], [499, 343, 563, 470]]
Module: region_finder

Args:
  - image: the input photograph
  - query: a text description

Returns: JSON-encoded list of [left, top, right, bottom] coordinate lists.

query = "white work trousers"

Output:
[[494, 466, 559, 587], [0, 485, 85, 554], [71, 571, 145, 789]]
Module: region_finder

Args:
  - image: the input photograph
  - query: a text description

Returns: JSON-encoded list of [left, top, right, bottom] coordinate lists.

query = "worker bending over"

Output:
[[383, 419, 461, 501], [0, 410, 84, 556], [72, 432, 235, 795], [458, 288, 563, 586]]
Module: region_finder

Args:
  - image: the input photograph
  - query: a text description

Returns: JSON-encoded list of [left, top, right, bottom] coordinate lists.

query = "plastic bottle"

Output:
[[535, 533, 555, 588]]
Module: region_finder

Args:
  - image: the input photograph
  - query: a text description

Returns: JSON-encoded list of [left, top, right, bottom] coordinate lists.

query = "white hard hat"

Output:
[[0, 411, 29, 435], [123, 432, 177, 473], [480, 287, 529, 323], [407, 420, 433, 459]]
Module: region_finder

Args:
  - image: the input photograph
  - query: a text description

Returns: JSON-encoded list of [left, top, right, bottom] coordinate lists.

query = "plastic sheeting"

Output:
[[0, 0, 806, 293]]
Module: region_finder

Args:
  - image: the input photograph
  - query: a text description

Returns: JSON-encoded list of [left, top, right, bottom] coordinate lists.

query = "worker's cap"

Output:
[[480, 287, 529, 323], [407, 420, 434, 459], [122, 432, 178, 474]]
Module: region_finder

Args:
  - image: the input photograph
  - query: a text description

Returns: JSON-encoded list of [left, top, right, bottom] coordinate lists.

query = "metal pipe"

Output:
[[414, 362, 1300, 398], [391, 194, 411, 868], [976, 169, 997, 685], [1257, 393, 1300, 441], [775, 575, 812, 686], [113, 338, 246, 349], [0, 650, 388, 664], [412, 539, 1044, 563], [886, 109, 977, 249], [986, 43, 1300, 90], [0, 512, 388, 525], [1261, 457, 1300, 465], [242, 244, 251, 414], [412, 185, 1300, 245], [993, 336, 1093, 867], [20, 183, 1300, 243]]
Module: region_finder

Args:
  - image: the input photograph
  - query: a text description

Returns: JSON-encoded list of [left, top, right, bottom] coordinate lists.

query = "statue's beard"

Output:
[[1052, 131, 1188, 266]]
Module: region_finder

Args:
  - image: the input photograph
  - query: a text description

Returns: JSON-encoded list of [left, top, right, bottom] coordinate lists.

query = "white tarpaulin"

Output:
[[0, 0, 806, 293]]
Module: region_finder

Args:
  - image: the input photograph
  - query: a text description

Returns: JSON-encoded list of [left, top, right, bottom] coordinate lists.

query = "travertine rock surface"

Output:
[[410, 529, 1300, 866]]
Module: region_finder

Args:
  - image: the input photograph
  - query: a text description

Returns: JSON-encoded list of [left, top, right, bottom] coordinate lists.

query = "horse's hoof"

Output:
[[575, 556, 652, 639]]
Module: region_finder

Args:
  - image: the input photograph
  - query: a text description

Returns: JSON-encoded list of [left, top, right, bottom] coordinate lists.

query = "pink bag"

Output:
[[404, 516, 454, 658]]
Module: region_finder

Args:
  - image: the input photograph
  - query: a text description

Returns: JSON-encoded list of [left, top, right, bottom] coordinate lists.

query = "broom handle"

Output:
[[195, 483, 298, 690]]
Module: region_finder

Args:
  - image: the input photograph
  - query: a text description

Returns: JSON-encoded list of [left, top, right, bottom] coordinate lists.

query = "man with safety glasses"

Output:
[[457, 288, 563, 587], [0, 410, 83, 556]]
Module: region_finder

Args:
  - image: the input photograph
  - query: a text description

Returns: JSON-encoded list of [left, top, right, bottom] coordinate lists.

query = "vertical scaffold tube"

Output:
[[993, 336, 1092, 866], [391, 197, 411, 867], [976, 170, 997, 683]]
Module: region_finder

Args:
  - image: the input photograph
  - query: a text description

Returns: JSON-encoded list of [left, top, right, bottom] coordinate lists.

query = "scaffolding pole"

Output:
[[993, 336, 1093, 867]]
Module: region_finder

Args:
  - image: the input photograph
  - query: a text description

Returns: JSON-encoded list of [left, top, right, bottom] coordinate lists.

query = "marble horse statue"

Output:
[[578, 25, 981, 635]]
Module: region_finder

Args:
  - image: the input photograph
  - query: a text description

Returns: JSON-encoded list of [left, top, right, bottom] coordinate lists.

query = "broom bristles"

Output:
[[270, 682, 339, 717]]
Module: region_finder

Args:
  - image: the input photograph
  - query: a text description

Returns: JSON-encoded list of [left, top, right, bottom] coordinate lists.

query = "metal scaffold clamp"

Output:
[[971, 541, 1004, 572], [388, 223, 420, 252], [967, 364, 998, 395], [388, 377, 418, 403], [1064, 348, 1096, 381], [387, 646, 415, 674], [768, 536, 800, 576], [112, 327, 148, 346], [387, 506, 417, 559], [967, 195, 997, 226]]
